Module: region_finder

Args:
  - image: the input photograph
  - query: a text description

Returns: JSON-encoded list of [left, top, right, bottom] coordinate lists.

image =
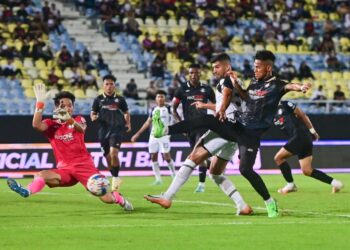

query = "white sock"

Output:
[[210, 174, 246, 210], [286, 182, 295, 188], [264, 197, 274, 204], [164, 159, 196, 200], [198, 182, 205, 187], [331, 179, 342, 187], [151, 161, 161, 181], [167, 159, 176, 177]]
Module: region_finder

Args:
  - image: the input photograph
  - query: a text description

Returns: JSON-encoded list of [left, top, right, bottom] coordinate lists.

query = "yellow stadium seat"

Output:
[[39, 70, 49, 80], [24, 88, 36, 98], [343, 72, 350, 80], [266, 44, 276, 53], [54, 69, 63, 78], [34, 79, 44, 85], [7, 23, 16, 33], [276, 44, 287, 53], [320, 71, 331, 80], [74, 89, 86, 99], [287, 45, 298, 53], [35, 60, 47, 70], [13, 59, 23, 69], [329, 13, 339, 21], [27, 68, 38, 78], [21, 79, 33, 89], [23, 58, 33, 68], [332, 72, 342, 80], [243, 44, 254, 53], [255, 44, 265, 51], [232, 44, 243, 53]]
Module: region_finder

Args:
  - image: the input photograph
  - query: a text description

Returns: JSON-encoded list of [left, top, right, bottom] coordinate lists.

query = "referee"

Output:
[[91, 74, 131, 191]]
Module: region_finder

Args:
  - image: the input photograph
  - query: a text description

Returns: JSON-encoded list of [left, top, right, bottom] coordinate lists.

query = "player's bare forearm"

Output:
[[72, 120, 86, 133], [124, 111, 131, 131], [172, 100, 182, 122], [295, 107, 313, 130], [285, 82, 311, 93], [90, 111, 98, 122], [135, 118, 152, 136], [32, 110, 47, 132], [219, 87, 232, 112], [203, 102, 216, 111]]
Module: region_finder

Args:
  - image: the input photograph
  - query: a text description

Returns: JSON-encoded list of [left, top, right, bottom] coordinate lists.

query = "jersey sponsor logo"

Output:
[[54, 132, 74, 142], [186, 95, 205, 101], [102, 103, 119, 111], [248, 89, 268, 99]]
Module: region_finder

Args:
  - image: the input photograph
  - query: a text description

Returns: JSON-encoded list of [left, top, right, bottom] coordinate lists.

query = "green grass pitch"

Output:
[[1, 173, 349, 250]]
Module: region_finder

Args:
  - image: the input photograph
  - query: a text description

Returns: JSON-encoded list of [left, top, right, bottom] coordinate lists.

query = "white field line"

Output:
[[1, 220, 350, 231], [2, 190, 350, 219]]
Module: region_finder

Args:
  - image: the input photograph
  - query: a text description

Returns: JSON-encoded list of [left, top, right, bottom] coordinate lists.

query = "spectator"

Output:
[[95, 53, 109, 71], [142, 32, 153, 51], [104, 15, 123, 42], [333, 85, 346, 101], [123, 78, 139, 99], [69, 66, 84, 88], [72, 50, 84, 67], [298, 61, 315, 80], [47, 69, 60, 87], [279, 58, 298, 81], [152, 34, 165, 52], [311, 85, 327, 100], [146, 80, 158, 100], [58, 45, 73, 70], [150, 58, 165, 79], [326, 53, 345, 72], [125, 12, 142, 37], [82, 69, 99, 90], [174, 66, 187, 86], [165, 35, 176, 53], [304, 19, 315, 37]]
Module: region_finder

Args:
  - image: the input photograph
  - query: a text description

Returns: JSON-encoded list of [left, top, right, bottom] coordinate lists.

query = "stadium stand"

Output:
[[0, 0, 349, 115]]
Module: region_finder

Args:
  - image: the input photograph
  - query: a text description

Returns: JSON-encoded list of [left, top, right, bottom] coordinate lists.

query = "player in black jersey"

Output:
[[274, 101, 344, 194], [148, 51, 312, 217], [172, 64, 216, 192], [90, 74, 131, 191]]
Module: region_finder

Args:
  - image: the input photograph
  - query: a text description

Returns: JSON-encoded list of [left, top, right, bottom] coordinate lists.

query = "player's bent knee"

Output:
[[301, 167, 313, 176]]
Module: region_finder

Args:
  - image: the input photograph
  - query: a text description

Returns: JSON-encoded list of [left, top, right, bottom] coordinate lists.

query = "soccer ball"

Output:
[[87, 174, 110, 196]]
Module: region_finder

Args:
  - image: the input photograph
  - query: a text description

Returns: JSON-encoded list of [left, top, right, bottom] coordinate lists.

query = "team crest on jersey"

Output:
[[185, 89, 190, 92], [265, 83, 270, 88], [114, 98, 120, 103], [200, 88, 205, 93], [287, 102, 293, 107], [278, 108, 283, 115]]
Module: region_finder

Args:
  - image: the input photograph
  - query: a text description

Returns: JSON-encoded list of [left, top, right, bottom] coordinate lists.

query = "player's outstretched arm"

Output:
[[191, 101, 216, 111], [131, 117, 152, 142], [294, 107, 320, 141], [285, 82, 311, 93], [32, 83, 48, 132]]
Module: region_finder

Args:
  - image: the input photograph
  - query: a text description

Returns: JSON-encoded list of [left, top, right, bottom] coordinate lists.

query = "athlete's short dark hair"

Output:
[[103, 74, 116, 82], [189, 63, 201, 69], [210, 53, 231, 63], [255, 50, 276, 62], [53, 91, 75, 106], [156, 90, 167, 96]]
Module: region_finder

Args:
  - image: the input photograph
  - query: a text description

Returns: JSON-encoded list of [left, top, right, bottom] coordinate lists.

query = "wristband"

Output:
[[66, 118, 76, 125], [309, 128, 316, 134], [36, 102, 45, 109]]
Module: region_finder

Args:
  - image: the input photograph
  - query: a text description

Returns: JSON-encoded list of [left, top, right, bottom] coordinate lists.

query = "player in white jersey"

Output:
[[131, 90, 176, 184], [144, 54, 252, 215]]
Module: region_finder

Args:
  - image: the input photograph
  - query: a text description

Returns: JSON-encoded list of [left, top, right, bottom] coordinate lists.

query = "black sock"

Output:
[[279, 161, 294, 183], [198, 166, 207, 183], [110, 167, 120, 177], [241, 169, 270, 200], [310, 169, 333, 184]]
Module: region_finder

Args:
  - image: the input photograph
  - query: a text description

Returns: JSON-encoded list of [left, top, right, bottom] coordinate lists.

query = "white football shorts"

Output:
[[199, 130, 237, 161], [148, 135, 171, 154]]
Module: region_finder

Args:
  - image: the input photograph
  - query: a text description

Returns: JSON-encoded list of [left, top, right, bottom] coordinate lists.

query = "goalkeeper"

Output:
[[6, 83, 133, 211]]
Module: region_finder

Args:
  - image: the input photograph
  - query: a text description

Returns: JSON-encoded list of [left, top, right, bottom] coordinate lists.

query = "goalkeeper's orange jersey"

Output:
[[43, 116, 94, 168]]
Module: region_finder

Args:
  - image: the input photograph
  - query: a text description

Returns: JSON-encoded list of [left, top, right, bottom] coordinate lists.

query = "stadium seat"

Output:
[[74, 89, 86, 99]]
